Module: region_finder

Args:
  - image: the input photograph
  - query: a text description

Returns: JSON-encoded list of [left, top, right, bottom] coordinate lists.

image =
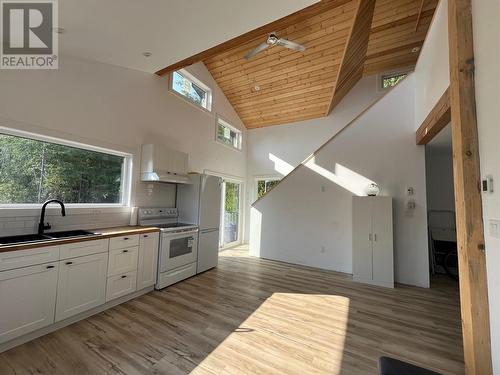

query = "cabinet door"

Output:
[[0, 262, 58, 344], [137, 233, 159, 290], [352, 198, 373, 281], [55, 252, 108, 322], [371, 197, 394, 287]]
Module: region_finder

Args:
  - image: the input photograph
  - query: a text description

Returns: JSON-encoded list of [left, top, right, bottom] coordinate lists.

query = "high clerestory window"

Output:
[[171, 69, 212, 111]]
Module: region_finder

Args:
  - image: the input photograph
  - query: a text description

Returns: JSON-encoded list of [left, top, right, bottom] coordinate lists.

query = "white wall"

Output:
[[0, 56, 246, 236], [251, 76, 430, 287], [414, 0, 449, 127], [472, 0, 500, 371], [245, 75, 385, 241], [425, 125, 455, 213]]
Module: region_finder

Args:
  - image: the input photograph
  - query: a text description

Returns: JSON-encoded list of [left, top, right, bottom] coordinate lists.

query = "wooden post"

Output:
[[448, 0, 493, 373]]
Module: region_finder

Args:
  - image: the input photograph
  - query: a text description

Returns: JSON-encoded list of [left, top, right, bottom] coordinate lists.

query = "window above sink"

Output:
[[0, 127, 133, 208]]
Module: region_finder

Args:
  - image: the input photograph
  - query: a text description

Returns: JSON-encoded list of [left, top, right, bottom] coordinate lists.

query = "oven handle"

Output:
[[162, 229, 199, 237]]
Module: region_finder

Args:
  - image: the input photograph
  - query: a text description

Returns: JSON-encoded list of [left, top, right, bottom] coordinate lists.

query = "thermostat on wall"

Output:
[[482, 175, 494, 193]]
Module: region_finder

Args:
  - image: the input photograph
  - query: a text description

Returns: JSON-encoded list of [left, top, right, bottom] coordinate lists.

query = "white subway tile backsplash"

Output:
[[0, 207, 132, 237]]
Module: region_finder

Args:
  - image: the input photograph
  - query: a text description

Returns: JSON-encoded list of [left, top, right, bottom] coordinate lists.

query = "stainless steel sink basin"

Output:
[[46, 230, 97, 239], [0, 230, 99, 246], [0, 234, 51, 246]]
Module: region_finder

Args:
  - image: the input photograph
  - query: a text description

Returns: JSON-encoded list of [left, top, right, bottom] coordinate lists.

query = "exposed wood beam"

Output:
[[326, 0, 376, 115], [448, 0, 493, 373], [415, 86, 451, 145], [155, 0, 351, 76], [414, 0, 425, 32]]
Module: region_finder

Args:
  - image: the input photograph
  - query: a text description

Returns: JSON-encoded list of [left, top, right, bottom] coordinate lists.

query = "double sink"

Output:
[[0, 230, 99, 246]]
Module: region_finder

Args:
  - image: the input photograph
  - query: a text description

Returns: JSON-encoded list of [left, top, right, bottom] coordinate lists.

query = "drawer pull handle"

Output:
[[65, 261, 73, 265], [124, 237, 129, 240], [46, 265, 55, 269], [143, 235, 149, 238], [123, 249, 129, 253], [121, 275, 127, 279]]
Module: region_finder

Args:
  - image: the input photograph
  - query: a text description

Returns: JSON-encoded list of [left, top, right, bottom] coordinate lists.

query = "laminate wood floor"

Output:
[[0, 246, 464, 375]]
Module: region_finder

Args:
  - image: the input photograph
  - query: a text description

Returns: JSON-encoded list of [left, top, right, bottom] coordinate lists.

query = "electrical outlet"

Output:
[[489, 220, 500, 238]]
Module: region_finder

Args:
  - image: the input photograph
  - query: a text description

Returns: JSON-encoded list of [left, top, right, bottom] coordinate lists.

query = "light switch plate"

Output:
[[489, 220, 500, 238]]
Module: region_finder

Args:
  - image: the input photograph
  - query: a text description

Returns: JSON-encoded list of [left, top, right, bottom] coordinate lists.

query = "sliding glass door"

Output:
[[220, 180, 242, 248]]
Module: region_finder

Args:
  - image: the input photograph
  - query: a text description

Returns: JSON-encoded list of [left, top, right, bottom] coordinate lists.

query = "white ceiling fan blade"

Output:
[[277, 38, 306, 52], [244, 42, 270, 60]]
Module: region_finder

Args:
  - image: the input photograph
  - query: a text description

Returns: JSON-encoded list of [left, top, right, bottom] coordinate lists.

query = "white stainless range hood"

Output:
[[140, 144, 191, 184]]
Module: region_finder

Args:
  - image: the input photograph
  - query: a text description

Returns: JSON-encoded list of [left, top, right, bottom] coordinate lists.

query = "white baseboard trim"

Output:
[[0, 286, 154, 354]]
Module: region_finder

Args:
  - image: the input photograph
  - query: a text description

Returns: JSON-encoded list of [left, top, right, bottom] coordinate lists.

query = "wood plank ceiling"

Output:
[[158, 0, 438, 129]]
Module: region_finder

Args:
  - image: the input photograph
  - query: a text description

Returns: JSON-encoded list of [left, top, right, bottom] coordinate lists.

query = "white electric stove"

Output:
[[138, 208, 198, 289]]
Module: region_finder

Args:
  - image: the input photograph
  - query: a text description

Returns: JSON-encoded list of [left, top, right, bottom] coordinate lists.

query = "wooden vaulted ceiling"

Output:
[[157, 0, 438, 129]]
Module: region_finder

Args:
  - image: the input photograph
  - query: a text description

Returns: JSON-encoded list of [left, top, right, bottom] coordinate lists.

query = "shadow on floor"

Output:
[[0, 247, 464, 375]]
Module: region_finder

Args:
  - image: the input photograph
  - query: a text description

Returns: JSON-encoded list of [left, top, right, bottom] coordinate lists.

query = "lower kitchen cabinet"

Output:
[[106, 271, 137, 302], [0, 262, 58, 344], [55, 252, 108, 322], [137, 232, 159, 289]]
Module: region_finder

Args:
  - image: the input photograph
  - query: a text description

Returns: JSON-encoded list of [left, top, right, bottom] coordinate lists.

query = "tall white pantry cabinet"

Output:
[[352, 196, 394, 288]]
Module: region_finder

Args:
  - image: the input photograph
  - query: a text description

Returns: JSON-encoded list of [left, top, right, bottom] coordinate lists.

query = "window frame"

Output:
[[169, 68, 213, 112], [380, 70, 409, 90], [254, 175, 281, 201], [0, 127, 133, 208], [215, 116, 243, 151]]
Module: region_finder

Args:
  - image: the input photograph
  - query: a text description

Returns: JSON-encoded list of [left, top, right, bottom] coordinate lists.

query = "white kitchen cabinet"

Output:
[[106, 271, 137, 302], [0, 262, 58, 344], [55, 252, 108, 322], [109, 234, 139, 250], [0, 245, 59, 272], [107, 246, 139, 277], [59, 239, 108, 260], [352, 196, 394, 288], [137, 232, 159, 290]]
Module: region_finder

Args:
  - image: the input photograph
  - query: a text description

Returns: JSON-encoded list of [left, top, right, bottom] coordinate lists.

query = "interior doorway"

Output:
[[424, 124, 458, 282], [220, 180, 243, 249]]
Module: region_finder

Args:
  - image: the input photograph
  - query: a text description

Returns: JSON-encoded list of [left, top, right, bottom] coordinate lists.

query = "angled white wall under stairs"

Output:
[[250, 75, 430, 288]]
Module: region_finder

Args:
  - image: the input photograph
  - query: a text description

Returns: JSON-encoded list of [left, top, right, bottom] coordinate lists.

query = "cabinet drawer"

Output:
[[109, 234, 139, 250], [0, 246, 59, 271], [107, 246, 139, 277], [60, 239, 108, 260], [106, 271, 137, 302]]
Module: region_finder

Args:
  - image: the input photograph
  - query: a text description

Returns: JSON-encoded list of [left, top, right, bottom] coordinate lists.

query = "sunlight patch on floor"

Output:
[[191, 292, 350, 375]]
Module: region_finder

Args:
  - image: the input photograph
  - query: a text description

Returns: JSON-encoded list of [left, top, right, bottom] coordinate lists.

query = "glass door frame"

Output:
[[219, 177, 244, 250]]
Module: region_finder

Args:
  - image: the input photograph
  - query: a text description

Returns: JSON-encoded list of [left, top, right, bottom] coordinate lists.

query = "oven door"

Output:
[[160, 229, 198, 272]]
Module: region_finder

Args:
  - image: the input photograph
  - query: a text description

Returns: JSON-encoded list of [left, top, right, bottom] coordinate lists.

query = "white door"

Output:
[[197, 229, 219, 273], [0, 262, 58, 344], [352, 197, 373, 281], [199, 175, 222, 230], [55, 252, 108, 322], [137, 232, 159, 289], [371, 197, 394, 285]]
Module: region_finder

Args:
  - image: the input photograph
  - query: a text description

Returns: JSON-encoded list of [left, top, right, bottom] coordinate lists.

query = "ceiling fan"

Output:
[[244, 33, 306, 60]]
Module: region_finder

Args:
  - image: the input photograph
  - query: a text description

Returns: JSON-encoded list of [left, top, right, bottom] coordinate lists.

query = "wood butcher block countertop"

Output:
[[0, 226, 160, 253]]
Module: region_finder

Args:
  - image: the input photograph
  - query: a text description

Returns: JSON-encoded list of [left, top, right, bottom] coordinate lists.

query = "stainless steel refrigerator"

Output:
[[177, 174, 222, 273]]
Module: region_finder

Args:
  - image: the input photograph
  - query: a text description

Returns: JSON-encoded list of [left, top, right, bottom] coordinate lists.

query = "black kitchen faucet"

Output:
[[38, 199, 66, 235]]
